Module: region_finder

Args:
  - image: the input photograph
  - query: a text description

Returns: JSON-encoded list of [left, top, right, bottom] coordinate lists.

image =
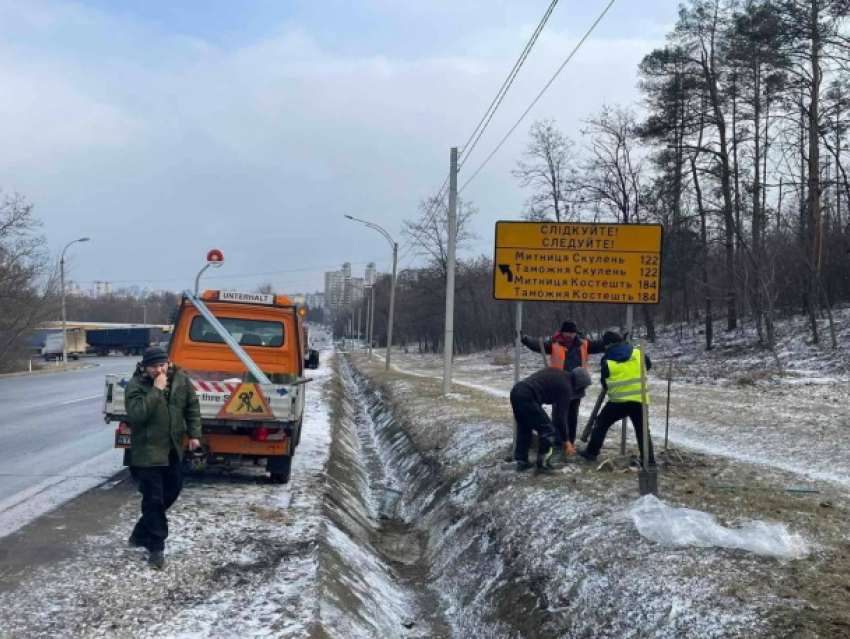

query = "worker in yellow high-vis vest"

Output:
[[578, 331, 655, 465]]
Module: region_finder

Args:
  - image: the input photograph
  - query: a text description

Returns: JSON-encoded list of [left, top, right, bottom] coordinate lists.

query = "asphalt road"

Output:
[[0, 356, 136, 504]]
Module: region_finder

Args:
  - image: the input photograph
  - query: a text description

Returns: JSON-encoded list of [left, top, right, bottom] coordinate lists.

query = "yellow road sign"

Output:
[[493, 221, 663, 304], [216, 383, 274, 420]]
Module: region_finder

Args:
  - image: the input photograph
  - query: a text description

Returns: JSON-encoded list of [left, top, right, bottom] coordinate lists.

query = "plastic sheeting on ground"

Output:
[[628, 495, 810, 560]]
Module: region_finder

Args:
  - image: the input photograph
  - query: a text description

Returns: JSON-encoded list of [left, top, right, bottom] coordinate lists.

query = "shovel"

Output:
[[637, 339, 658, 496], [579, 388, 606, 443]]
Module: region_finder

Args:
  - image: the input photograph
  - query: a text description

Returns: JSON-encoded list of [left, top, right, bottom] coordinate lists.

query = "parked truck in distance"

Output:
[[42, 330, 87, 360], [87, 327, 167, 357]]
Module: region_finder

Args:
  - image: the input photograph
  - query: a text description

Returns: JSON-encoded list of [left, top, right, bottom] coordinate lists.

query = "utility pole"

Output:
[[442, 147, 458, 395], [364, 288, 371, 354], [368, 284, 376, 361]]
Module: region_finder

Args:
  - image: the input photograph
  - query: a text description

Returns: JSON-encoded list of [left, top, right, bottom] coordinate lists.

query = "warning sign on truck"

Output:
[[493, 221, 663, 304], [216, 383, 274, 420]]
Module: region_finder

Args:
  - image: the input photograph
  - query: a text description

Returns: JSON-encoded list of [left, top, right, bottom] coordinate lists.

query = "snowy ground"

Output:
[[0, 359, 334, 639], [368, 308, 850, 491], [3, 310, 850, 638], [345, 313, 850, 637]]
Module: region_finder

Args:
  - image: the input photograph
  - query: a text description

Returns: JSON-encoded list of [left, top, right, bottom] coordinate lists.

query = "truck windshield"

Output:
[[189, 317, 285, 348]]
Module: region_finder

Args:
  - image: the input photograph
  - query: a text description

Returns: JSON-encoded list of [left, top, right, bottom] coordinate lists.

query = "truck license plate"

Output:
[[115, 429, 132, 449]]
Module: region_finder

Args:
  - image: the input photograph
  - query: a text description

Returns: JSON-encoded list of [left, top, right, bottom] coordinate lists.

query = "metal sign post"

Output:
[[513, 301, 523, 384], [621, 304, 634, 456], [638, 339, 657, 496]]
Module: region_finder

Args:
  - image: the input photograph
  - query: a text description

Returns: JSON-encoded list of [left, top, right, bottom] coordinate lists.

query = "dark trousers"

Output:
[[586, 401, 655, 464], [131, 451, 183, 552], [560, 398, 580, 445], [510, 382, 557, 464]]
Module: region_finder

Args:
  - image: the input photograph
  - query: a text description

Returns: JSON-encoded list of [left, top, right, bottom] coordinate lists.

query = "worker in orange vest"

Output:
[[519, 320, 605, 456]]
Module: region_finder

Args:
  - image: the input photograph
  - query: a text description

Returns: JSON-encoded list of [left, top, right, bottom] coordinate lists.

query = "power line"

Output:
[[459, 0, 618, 194], [458, 0, 559, 170], [71, 259, 383, 286], [401, 1, 560, 268]]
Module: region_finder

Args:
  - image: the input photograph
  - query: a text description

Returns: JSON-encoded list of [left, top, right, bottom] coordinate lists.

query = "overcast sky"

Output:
[[0, 0, 681, 295]]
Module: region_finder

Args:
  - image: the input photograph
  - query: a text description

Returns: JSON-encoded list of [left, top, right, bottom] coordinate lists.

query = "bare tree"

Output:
[[402, 195, 478, 279], [0, 193, 59, 370], [512, 120, 577, 222]]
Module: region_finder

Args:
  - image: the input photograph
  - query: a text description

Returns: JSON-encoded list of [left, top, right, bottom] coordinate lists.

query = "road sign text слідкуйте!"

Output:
[[493, 221, 663, 304]]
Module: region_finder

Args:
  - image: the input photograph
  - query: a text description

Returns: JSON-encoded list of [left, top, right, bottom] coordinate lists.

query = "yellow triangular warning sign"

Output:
[[217, 383, 274, 420]]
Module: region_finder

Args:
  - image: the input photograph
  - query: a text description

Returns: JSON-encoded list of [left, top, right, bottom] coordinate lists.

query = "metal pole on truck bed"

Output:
[[184, 291, 271, 385]]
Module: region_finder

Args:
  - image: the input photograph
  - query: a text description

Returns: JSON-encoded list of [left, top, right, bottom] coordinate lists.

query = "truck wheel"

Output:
[[268, 456, 292, 484]]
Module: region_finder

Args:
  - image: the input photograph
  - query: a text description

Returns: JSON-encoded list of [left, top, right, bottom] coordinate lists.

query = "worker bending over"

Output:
[[510, 367, 590, 474]]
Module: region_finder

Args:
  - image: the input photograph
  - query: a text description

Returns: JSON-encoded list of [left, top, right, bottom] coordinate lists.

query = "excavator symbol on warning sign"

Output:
[[498, 264, 514, 283], [217, 383, 274, 420]]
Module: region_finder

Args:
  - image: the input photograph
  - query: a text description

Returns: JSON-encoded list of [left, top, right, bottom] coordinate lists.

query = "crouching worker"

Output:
[[125, 346, 202, 569], [579, 332, 655, 465], [510, 368, 586, 474]]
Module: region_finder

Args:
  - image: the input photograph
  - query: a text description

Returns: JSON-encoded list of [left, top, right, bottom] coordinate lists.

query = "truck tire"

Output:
[[268, 455, 292, 484]]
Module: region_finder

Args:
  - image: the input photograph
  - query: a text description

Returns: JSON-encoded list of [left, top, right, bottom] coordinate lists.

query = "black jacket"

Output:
[[600, 343, 652, 389], [518, 368, 574, 434], [521, 333, 605, 371]]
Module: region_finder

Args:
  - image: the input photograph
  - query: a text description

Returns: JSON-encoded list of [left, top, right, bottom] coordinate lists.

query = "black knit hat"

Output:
[[561, 320, 578, 333], [141, 346, 169, 367], [602, 331, 623, 346]]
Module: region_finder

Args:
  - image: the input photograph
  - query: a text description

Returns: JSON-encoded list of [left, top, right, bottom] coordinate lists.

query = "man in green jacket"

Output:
[[126, 346, 201, 569]]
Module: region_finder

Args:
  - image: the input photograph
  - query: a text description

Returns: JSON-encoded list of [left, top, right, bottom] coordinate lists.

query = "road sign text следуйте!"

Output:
[[493, 222, 663, 304]]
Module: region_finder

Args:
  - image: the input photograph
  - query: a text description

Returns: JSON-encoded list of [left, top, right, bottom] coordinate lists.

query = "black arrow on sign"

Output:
[[498, 264, 513, 282]]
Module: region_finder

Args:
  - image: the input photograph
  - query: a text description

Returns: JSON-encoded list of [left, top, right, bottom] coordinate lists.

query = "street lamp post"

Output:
[[344, 215, 398, 371], [60, 237, 90, 365], [142, 304, 147, 326]]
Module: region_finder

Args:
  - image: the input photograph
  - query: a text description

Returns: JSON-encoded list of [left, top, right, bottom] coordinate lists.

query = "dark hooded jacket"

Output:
[[518, 367, 574, 436], [600, 343, 652, 389], [125, 363, 202, 467]]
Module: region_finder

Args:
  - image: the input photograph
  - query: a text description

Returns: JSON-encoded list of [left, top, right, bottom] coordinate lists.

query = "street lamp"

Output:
[[344, 215, 398, 371], [141, 304, 147, 326], [60, 237, 90, 364]]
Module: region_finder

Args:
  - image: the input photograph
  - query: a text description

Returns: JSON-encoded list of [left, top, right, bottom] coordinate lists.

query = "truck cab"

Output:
[[104, 289, 312, 484]]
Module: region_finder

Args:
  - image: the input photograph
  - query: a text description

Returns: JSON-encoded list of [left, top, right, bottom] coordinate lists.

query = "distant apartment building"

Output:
[[65, 280, 90, 297], [324, 262, 378, 321], [365, 262, 377, 286], [305, 292, 324, 310], [92, 281, 112, 298]]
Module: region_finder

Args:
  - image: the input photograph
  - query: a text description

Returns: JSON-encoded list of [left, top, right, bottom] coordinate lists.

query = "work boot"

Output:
[[577, 448, 598, 463], [535, 464, 555, 475], [148, 551, 165, 570], [515, 460, 533, 472], [535, 447, 555, 473], [565, 442, 576, 457], [128, 535, 148, 549]]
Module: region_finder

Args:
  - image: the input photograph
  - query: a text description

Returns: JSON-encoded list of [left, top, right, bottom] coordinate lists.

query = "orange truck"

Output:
[[103, 290, 318, 484]]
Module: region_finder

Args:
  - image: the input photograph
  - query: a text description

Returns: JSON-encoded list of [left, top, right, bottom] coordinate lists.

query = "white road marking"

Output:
[[56, 394, 102, 406]]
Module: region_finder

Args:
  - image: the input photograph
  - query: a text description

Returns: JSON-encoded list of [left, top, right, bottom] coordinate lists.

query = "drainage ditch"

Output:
[[311, 353, 550, 639]]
